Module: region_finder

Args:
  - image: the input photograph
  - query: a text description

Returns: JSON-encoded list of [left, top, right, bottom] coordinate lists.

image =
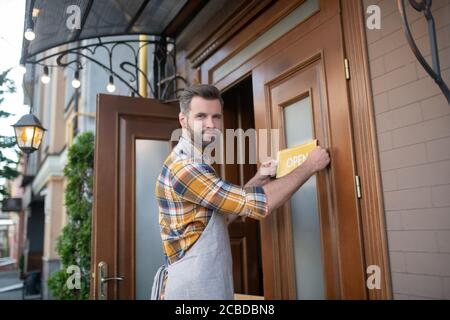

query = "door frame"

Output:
[[340, 0, 392, 300], [197, 0, 392, 299]]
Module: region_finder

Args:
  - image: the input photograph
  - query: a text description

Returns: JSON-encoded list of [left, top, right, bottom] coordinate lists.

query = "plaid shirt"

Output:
[[155, 136, 268, 266]]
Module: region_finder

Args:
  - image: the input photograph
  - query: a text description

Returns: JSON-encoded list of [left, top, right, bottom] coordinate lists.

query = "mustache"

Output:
[[202, 129, 221, 134]]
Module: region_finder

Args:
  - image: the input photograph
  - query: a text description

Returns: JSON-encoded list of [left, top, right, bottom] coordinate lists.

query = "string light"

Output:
[[24, 28, 35, 41], [40, 66, 50, 84], [106, 75, 116, 93], [71, 70, 81, 89]]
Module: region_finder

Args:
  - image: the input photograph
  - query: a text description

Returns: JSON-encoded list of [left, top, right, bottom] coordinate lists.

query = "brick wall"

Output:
[[363, 0, 450, 299]]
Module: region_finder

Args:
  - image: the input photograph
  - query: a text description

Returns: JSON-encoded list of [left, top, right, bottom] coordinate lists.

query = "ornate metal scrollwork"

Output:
[[22, 36, 188, 102], [398, 0, 450, 104]]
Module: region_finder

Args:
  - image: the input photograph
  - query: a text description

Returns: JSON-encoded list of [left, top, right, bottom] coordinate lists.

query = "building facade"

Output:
[[14, 0, 450, 300]]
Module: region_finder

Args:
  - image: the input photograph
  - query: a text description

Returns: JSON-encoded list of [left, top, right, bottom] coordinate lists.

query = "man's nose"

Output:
[[204, 116, 214, 129]]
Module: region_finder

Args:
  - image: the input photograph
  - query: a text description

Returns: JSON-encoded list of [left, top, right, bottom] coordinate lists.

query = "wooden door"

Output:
[[91, 94, 180, 299], [252, 11, 366, 299]]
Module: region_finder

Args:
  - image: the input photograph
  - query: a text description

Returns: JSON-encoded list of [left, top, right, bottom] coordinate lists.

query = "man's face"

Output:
[[179, 96, 223, 146]]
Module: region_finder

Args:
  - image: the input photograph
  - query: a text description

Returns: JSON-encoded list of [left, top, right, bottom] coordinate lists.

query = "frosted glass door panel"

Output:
[[283, 95, 325, 299], [135, 139, 169, 300]]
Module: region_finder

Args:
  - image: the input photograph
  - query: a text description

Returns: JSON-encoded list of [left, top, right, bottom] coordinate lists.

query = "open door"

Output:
[[91, 94, 180, 299]]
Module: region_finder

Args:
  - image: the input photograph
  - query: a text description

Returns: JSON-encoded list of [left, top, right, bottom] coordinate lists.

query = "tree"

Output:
[[0, 69, 20, 199], [48, 132, 94, 299]]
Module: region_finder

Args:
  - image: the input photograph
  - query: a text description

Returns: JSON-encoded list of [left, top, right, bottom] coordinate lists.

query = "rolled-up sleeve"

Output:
[[170, 161, 268, 220]]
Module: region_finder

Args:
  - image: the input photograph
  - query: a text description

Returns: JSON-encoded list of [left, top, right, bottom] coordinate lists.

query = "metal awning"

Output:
[[21, 0, 206, 63]]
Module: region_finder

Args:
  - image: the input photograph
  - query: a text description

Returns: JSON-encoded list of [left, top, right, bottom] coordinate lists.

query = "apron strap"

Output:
[[151, 264, 168, 300]]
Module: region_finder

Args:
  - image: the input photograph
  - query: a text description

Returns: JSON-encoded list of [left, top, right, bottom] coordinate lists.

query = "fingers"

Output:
[[261, 159, 278, 167], [307, 145, 331, 172], [260, 159, 278, 176], [316, 146, 330, 158]]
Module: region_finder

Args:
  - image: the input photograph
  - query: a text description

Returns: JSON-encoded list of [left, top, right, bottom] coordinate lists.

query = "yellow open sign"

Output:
[[276, 140, 317, 178]]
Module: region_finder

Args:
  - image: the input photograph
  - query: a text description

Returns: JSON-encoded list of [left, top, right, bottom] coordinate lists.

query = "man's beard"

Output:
[[185, 122, 220, 147]]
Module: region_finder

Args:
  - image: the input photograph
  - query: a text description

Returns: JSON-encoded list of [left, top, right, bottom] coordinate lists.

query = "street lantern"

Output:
[[12, 113, 46, 154]]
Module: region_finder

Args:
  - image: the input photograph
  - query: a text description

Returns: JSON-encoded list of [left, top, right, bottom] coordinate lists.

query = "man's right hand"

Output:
[[262, 145, 330, 214], [304, 146, 330, 173]]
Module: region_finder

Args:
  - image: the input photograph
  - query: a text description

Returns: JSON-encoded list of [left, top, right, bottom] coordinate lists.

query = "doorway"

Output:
[[222, 76, 264, 298]]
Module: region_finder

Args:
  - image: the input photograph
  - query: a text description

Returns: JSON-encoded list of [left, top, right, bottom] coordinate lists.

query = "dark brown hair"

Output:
[[179, 84, 224, 114]]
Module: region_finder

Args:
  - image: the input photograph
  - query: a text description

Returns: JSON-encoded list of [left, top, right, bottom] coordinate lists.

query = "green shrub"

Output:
[[48, 132, 94, 299]]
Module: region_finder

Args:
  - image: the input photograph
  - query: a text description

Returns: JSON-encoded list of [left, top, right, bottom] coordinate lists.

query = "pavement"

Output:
[[0, 270, 23, 300]]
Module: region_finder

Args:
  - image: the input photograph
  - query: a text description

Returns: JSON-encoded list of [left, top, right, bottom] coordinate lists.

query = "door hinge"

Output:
[[355, 175, 362, 199], [344, 58, 350, 80]]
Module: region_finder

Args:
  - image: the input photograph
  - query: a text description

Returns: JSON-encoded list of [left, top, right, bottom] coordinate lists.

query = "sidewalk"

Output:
[[0, 270, 23, 300]]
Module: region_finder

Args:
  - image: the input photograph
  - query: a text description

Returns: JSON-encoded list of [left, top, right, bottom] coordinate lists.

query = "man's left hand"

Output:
[[247, 160, 278, 187]]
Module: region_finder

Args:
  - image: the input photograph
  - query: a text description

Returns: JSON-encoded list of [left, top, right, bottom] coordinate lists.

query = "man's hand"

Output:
[[245, 160, 278, 187], [260, 159, 278, 177], [304, 146, 330, 174], [262, 146, 330, 214]]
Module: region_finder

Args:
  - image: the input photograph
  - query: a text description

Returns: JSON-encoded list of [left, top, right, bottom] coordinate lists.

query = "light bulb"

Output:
[[72, 78, 81, 89], [106, 83, 116, 93], [41, 66, 50, 84], [25, 127, 34, 139], [106, 75, 115, 93], [24, 28, 35, 41], [41, 74, 50, 84], [72, 70, 81, 88]]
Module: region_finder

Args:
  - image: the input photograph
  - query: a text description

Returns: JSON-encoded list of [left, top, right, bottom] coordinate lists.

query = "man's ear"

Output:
[[179, 112, 187, 128]]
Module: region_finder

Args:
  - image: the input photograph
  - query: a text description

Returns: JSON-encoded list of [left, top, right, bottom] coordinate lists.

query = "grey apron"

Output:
[[151, 211, 234, 300]]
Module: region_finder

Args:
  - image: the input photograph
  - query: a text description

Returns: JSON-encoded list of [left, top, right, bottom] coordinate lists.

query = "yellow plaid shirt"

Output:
[[155, 135, 268, 298]]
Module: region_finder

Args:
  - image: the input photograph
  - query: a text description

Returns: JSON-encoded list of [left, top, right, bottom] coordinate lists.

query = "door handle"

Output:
[[97, 261, 123, 300], [101, 276, 124, 283]]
